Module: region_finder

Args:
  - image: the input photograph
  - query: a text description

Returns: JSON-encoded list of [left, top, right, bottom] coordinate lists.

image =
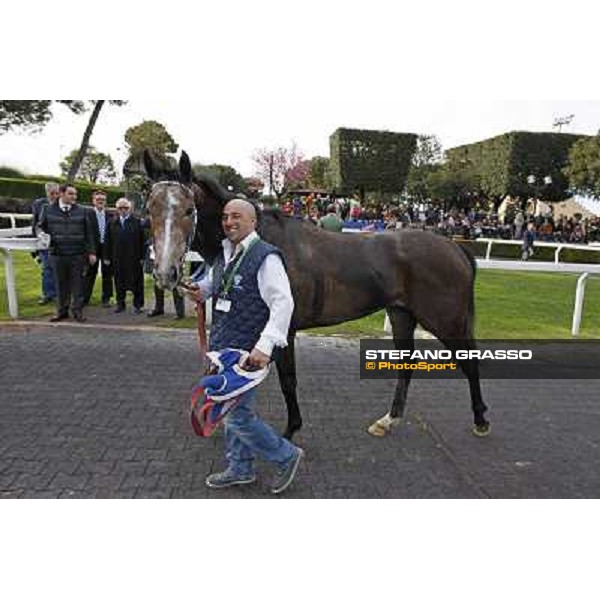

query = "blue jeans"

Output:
[[39, 250, 56, 300], [224, 388, 296, 477]]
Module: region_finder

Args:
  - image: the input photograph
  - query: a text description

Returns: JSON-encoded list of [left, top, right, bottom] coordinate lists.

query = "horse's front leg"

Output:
[[274, 332, 302, 439]]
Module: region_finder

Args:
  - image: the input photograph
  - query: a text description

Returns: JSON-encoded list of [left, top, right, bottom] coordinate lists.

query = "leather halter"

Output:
[[148, 180, 198, 258]]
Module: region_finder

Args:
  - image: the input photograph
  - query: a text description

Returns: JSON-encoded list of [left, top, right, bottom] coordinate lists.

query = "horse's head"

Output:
[[144, 150, 197, 290]]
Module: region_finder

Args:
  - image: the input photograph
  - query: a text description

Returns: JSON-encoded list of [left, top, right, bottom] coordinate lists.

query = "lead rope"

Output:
[[190, 301, 208, 435]]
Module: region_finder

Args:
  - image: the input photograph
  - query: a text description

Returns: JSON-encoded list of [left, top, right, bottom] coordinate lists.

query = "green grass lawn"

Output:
[[2, 252, 599, 338]]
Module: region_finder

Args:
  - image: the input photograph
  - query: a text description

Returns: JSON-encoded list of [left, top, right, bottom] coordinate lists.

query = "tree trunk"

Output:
[[67, 100, 105, 183]]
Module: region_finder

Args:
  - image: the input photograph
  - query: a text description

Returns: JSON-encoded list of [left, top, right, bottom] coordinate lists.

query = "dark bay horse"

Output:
[[143, 150, 490, 440]]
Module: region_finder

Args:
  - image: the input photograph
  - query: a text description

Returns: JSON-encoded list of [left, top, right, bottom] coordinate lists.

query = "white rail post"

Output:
[[383, 313, 392, 333], [555, 245, 562, 264], [485, 240, 493, 260], [571, 273, 589, 336], [1, 248, 19, 318]]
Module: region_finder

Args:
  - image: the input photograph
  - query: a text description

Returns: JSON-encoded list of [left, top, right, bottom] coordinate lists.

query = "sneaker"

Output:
[[147, 309, 165, 318], [270, 447, 304, 495], [205, 469, 256, 489]]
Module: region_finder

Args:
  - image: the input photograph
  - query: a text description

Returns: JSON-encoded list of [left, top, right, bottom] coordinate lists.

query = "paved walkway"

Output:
[[1, 322, 599, 498]]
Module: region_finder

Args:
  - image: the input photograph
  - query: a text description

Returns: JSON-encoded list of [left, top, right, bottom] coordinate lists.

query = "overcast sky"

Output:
[[1, 99, 598, 180], [3, 1, 600, 182]]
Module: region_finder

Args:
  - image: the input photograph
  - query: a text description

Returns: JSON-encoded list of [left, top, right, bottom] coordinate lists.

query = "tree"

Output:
[[564, 135, 600, 198], [124, 120, 178, 156], [60, 146, 116, 184], [308, 156, 331, 189], [66, 100, 127, 183], [427, 159, 481, 211], [251, 142, 304, 199], [285, 159, 311, 190], [193, 163, 248, 194], [0, 100, 86, 134], [406, 135, 443, 202]]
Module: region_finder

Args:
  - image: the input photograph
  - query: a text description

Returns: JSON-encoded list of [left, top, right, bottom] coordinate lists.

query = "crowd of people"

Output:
[[31, 182, 187, 322], [280, 194, 600, 244]]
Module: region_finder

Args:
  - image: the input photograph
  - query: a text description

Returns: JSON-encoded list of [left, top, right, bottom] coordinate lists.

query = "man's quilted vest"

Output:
[[45, 204, 89, 256], [209, 238, 283, 352]]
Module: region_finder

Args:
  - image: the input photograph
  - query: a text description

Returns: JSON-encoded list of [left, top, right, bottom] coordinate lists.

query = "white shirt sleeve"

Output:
[[192, 266, 214, 299], [255, 254, 295, 357]]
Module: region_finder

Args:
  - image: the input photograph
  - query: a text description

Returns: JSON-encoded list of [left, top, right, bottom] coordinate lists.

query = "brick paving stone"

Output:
[[2, 324, 600, 498]]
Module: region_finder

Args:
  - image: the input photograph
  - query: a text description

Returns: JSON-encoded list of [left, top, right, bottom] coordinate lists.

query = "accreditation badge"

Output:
[[215, 297, 232, 312]]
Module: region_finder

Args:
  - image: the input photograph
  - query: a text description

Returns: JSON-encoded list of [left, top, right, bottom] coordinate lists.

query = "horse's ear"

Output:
[[180, 151, 192, 184], [143, 149, 159, 181]]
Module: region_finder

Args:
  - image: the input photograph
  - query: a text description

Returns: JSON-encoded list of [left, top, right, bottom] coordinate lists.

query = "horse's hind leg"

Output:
[[368, 306, 416, 437], [275, 332, 303, 440], [440, 337, 491, 437]]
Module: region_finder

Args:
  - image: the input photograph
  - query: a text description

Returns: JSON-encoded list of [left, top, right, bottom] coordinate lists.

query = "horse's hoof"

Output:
[[367, 422, 388, 437], [472, 422, 491, 437], [367, 414, 400, 437]]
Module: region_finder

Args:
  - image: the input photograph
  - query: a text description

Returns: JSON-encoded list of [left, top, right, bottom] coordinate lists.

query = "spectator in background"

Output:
[[39, 183, 97, 322], [318, 204, 343, 232], [106, 198, 145, 314], [83, 190, 113, 307], [521, 222, 536, 261], [31, 182, 59, 304], [514, 211, 525, 240]]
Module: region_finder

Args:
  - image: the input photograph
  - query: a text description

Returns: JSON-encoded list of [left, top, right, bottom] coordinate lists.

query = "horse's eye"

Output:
[[185, 208, 195, 217]]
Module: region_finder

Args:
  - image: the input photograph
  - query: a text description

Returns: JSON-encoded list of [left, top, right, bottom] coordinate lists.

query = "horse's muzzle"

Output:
[[153, 265, 181, 291]]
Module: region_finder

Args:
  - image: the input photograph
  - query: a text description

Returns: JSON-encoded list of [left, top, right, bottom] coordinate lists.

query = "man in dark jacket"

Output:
[[83, 190, 114, 307], [106, 198, 145, 314], [39, 183, 97, 322], [31, 182, 60, 304]]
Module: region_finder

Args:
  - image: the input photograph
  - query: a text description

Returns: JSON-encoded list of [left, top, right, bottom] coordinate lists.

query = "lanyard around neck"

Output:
[[221, 237, 259, 297]]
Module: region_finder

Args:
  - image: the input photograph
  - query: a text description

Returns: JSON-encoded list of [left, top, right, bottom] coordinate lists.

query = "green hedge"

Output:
[[329, 128, 417, 195], [446, 131, 589, 200], [0, 177, 124, 207], [0, 166, 25, 178]]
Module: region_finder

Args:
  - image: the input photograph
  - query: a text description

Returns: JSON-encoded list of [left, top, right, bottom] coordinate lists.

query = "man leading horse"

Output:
[[186, 197, 304, 494]]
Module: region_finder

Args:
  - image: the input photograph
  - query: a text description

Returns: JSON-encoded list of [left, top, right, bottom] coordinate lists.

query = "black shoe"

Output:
[[147, 309, 164, 318], [114, 305, 126, 313], [101, 300, 111, 308], [174, 314, 185, 320], [270, 448, 304, 495], [49, 314, 68, 322], [133, 307, 144, 315], [73, 313, 86, 323]]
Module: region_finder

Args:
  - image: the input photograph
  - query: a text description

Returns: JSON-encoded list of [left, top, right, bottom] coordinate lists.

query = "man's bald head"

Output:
[[116, 198, 132, 217], [116, 198, 131, 210], [222, 199, 257, 245]]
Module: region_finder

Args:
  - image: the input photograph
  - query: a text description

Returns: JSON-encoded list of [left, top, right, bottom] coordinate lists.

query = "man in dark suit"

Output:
[[106, 197, 145, 314], [39, 183, 97, 322], [83, 190, 114, 307], [31, 182, 60, 304]]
